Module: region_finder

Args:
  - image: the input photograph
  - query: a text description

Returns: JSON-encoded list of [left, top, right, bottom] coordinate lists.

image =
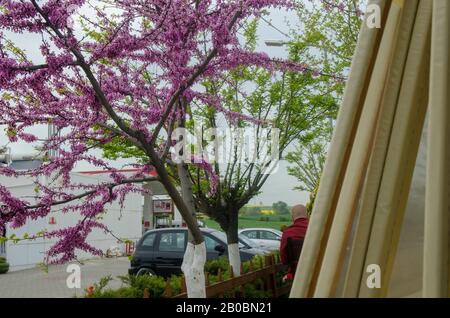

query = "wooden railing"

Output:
[[143, 254, 292, 298]]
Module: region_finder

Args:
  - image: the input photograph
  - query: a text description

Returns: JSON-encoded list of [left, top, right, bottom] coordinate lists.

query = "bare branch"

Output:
[[25, 176, 159, 210]]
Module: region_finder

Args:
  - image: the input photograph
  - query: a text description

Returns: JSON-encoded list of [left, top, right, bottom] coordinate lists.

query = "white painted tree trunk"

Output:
[[176, 153, 207, 297], [181, 242, 207, 298], [227, 243, 241, 277]]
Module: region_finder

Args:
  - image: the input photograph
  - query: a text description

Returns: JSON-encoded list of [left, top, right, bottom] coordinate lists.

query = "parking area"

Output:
[[0, 257, 129, 298]]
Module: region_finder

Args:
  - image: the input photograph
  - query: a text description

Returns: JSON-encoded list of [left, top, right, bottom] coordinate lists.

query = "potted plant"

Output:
[[0, 257, 9, 274]]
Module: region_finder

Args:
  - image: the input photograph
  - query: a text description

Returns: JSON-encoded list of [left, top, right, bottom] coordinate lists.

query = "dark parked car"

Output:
[[129, 228, 267, 276]]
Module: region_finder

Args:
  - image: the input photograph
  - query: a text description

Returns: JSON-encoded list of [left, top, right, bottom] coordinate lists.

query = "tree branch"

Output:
[[26, 176, 159, 210]]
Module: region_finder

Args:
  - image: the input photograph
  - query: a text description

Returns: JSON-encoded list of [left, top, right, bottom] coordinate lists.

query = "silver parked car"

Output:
[[238, 228, 283, 251]]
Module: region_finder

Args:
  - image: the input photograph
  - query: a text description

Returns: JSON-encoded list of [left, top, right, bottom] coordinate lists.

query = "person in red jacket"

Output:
[[280, 204, 309, 281]]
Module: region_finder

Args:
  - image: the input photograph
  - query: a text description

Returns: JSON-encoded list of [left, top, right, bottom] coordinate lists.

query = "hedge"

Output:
[[87, 253, 287, 298], [0, 258, 9, 274]]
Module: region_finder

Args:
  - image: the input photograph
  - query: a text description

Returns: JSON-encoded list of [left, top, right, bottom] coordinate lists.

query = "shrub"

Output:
[[0, 262, 9, 274], [0, 257, 9, 274], [204, 256, 229, 275], [118, 274, 167, 297], [87, 252, 288, 298]]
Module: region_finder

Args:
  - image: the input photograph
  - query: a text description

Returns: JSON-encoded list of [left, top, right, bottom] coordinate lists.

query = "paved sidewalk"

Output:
[[0, 257, 129, 298]]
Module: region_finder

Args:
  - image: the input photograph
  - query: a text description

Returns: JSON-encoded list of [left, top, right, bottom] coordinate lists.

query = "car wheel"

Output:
[[137, 267, 155, 276]]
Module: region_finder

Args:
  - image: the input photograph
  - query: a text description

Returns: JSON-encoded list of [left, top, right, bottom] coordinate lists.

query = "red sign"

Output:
[[153, 199, 173, 214], [49, 217, 56, 225]]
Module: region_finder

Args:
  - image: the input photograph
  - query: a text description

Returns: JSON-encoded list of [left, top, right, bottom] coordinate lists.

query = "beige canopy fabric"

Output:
[[290, 0, 450, 298], [289, 0, 390, 298], [343, 0, 421, 297], [423, 0, 450, 298]]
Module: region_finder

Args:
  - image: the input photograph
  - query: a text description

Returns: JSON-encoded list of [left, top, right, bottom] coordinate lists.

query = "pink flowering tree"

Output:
[[96, 0, 357, 277], [0, 0, 300, 297]]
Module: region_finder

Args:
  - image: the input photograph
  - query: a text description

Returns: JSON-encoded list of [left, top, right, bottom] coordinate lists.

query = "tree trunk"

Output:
[[177, 162, 207, 298], [144, 145, 206, 297], [146, 146, 203, 243], [225, 209, 241, 277], [181, 242, 207, 298], [177, 163, 197, 243]]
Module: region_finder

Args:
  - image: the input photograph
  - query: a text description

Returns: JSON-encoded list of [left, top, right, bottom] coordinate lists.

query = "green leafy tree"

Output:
[[186, 15, 343, 275], [285, 139, 327, 193], [285, 0, 364, 196], [97, 1, 365, 274], [272, 201, 290, 215]]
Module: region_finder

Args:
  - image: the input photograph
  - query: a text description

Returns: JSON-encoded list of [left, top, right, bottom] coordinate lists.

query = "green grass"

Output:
[[203, 217, 290, 232]]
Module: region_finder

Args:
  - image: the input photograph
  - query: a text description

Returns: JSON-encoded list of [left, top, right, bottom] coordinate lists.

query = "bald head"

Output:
[[291, 204, 308, 221]]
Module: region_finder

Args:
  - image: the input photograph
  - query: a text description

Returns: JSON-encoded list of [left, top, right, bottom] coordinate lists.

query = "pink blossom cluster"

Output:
[[0, 0, 335, 264], [190, 155, 220, 196]]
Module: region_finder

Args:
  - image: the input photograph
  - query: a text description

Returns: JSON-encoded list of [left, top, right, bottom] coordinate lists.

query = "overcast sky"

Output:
[[0, 5, 309, 206], [249, 9, 310, 206]]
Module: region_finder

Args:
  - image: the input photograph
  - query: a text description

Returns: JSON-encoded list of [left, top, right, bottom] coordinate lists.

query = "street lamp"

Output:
[[265, 39, 334, 131], [264, 40, 290, 47], [264, 39, 328, 60]]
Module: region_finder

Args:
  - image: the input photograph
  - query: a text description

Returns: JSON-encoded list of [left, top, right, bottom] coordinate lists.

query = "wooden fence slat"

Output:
[[276, 283, 293, 297], [218, 268, 224, 298], [230, 266, 236, 297], [269, 255, 277, 297], [264, 256, 272, 295], [163, 278, 172, 298], [181, 276, 187, 293], [239, 282, 245, 298], [172, 262, 290, 298]]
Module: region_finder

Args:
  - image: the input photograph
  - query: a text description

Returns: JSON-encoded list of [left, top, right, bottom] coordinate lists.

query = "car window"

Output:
[[272, 229, 283, 237], [239, 234, 257, 248], [204, 235, 222, 251], [211, 230, 245, 248], [260, 230, 279, 240], [242, 230, 258, 239], [158, 232, 185, 252], [141, 233, 156, 248]]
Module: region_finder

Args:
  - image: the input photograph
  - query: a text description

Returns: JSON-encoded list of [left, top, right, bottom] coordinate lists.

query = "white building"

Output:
[[0, 157, 180, 272]]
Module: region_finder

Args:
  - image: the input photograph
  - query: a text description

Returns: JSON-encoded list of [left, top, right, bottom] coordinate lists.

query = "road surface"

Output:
[[0, 257, 129, 298]]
